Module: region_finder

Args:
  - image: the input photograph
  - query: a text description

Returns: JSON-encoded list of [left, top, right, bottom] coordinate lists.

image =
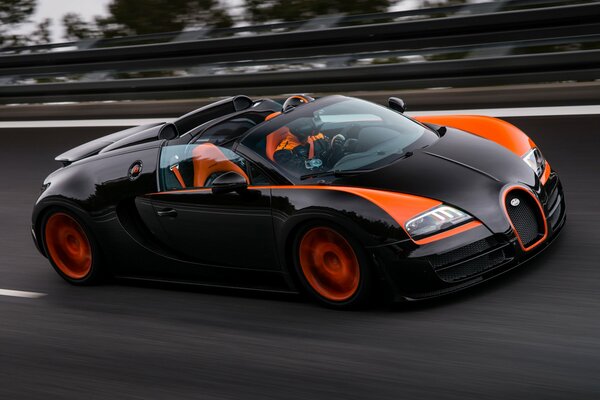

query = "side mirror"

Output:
[[388, 97, 406, 113], [158, 123, 179, 141], [211, 171, 248, 194]]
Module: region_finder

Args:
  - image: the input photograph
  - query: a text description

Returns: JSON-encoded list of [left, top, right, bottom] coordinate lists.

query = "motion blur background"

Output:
[[0, 1, 599, 399]]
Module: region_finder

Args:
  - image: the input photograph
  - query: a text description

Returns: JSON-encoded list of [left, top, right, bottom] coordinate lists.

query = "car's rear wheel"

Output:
[[42, 209, 104, 285], [293, 224, 372, 309]]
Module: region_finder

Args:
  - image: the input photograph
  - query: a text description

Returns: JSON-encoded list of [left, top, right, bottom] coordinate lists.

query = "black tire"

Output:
[[292, 222, 372, 309], [41, 208, 105, 285]]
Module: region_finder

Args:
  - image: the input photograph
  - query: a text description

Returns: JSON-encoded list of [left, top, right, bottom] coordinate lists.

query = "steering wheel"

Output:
[[330, 123, 358, 148], [330, 133, 346, 147]]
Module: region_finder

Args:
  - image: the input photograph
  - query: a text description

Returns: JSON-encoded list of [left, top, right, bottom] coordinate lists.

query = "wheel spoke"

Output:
[[299, 227, 360, 302], [45, 213, 92, 280]]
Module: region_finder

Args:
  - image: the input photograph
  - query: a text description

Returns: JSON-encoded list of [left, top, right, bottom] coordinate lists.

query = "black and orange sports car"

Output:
[[31, 94, 565, 308]]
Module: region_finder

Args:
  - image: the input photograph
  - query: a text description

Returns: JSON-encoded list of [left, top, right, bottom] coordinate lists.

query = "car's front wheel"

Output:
[[293, 224, 372, 309], [42, 209, 104, 285]]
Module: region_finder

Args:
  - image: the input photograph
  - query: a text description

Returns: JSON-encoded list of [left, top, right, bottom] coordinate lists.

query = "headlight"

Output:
[[405, 205, 473, 240], [522, 148, 545, 177]]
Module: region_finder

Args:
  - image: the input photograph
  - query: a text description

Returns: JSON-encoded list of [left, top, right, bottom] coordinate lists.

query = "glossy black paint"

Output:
[[55, 123, 163, 165], [32, 95, 566, 301], [333, 128, 538, 234]]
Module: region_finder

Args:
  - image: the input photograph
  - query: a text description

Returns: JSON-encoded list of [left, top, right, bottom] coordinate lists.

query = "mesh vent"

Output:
[[437, 249, 506, 282], [505, 190, 543, 247], [428, 238, 497, 270]]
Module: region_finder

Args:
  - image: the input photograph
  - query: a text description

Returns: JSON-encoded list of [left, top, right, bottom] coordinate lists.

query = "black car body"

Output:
[[32, 95, 566, 308]]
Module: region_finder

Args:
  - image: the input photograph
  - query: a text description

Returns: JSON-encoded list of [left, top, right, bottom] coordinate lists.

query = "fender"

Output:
[[414, 115, 535, 157], [415, 115, 551, 185]]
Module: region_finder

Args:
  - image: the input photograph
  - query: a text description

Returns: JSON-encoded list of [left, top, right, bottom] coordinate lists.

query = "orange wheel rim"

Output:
[[45, 213, 92, 279], [299, 227, 360, 302]]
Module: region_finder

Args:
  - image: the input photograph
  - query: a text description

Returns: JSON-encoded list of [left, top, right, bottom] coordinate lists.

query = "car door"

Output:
[[137, 142, 278, 270]]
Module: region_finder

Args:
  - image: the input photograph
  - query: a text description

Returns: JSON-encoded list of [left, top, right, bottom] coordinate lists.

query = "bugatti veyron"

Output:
[[31, 94, 566, 308]]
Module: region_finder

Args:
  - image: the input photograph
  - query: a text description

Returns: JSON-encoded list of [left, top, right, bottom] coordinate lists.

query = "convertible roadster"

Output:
[[32, 94, 565, 308]]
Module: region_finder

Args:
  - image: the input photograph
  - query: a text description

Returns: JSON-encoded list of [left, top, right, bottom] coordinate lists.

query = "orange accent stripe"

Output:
[[150, 185, 440, 228], [413, 221, 482, 245], [540, 162, 551, 185], [260, 186, 457, 243], [322, 187, 441, 228], [149, 185, 483, 245], [501, 185, 548, 251]]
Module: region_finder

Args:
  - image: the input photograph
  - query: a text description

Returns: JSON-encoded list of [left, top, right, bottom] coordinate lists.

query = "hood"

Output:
[[55, 123, 164, 165], [336, 128, 539, 233]]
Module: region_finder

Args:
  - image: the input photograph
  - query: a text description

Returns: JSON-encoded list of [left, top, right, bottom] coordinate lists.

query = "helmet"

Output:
[[282, 94, 314, 113]]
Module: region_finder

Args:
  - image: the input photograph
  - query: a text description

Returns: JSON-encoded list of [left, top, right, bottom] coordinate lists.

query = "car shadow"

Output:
[[116, 276, 304, 304]]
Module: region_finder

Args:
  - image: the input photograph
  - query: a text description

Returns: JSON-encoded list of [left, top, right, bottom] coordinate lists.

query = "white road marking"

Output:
[[0, 289, 46, 299], [0, 105, 599, 128]]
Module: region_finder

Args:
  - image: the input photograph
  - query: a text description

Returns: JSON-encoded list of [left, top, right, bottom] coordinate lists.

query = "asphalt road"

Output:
[[0, 115, 599, 399]]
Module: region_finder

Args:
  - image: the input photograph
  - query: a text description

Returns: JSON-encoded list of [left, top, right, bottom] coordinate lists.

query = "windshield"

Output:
[[240, 96, 438, 181]]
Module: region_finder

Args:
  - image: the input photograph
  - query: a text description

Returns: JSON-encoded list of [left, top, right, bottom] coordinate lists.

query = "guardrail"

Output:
[[0, 1, 599, 104]]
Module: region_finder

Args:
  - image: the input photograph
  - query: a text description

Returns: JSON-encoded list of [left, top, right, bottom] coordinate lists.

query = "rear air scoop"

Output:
[[55, 123, 163, 166]]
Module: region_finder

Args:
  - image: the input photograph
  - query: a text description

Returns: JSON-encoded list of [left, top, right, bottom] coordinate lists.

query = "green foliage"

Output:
[[0, 0, 36, 46], [61, 0, 234, 40], [30, 17, 51, 44], [63, 13, 97, 41], [106, 0, 233, 35], [0, 0, 34, 25], [245, 0, 391, 23]]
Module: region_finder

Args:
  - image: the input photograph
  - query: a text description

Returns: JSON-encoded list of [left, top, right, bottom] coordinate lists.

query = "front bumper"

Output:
[[374, 173, 566, 301]]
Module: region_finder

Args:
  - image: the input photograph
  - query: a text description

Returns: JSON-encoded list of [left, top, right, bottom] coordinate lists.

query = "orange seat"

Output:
[[192, 143, 249, 187], [265, 126, 296, 162]]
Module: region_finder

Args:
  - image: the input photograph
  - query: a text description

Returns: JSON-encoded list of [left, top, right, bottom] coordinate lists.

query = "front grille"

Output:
[[505, 189, 545, 248], [437, 248, 506, 282], [429, 237, 497, 270], [428, 237, 508, 283]]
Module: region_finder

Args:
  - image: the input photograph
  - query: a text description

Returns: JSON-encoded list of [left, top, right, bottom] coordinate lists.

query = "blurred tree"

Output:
[[29, 17, 51, 44], [106, 0, 233, 34], [63, 13, 96, 41], [0, 0, 36, 46], [62, 0, 234, 40], [245, 0, 391, 23]]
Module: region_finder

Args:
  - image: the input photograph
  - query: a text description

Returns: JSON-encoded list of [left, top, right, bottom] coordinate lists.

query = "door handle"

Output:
[[156, 208, 177, 217]]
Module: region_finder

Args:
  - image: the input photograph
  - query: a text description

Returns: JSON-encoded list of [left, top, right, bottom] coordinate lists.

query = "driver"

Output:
[[273, 95, 332, 171]]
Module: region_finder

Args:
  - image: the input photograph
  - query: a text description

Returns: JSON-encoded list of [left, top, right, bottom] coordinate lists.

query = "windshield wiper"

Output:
[[300, 168, 373, 181]]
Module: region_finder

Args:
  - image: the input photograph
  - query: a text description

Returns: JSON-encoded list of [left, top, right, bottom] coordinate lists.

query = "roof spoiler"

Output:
[[173, 95, 253, 136]]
